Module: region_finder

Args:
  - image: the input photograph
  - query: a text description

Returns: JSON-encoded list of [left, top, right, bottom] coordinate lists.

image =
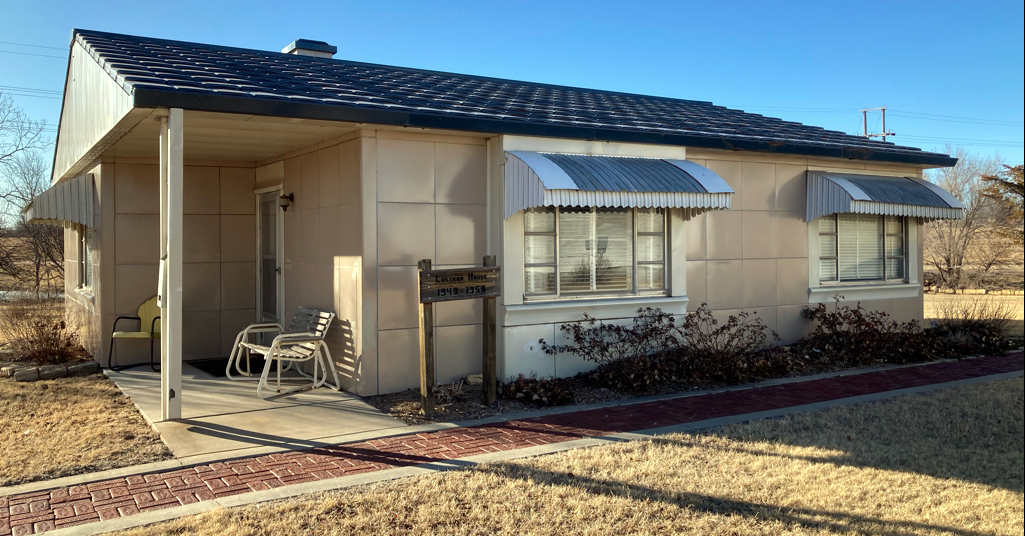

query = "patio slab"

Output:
[[104, 364, 408, 460]]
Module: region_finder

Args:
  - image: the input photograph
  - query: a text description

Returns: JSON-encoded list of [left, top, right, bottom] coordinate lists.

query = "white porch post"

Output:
[[160, 108, 184, 421]]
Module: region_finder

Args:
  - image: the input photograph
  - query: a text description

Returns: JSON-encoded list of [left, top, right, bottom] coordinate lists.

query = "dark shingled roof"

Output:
[[69, 29, 957, 167]]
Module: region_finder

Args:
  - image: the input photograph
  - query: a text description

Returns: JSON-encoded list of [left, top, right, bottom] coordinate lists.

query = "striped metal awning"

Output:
[[504, 151, 733, 218], [22, 174, 97, 228], [805, 171, 963, 222]]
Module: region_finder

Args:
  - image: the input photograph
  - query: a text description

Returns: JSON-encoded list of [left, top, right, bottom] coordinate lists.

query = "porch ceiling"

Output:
[[104, 110, 362, 162]]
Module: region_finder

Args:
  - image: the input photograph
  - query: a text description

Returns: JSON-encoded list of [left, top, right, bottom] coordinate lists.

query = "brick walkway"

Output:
[[2, 353, 1022, 535]]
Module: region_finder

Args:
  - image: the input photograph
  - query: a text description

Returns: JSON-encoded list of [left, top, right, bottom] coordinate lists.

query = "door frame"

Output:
[[254, 186, 285, 325]]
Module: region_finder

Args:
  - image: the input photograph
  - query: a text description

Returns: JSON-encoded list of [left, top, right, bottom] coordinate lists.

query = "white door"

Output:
[[257, 191, 284, 324]]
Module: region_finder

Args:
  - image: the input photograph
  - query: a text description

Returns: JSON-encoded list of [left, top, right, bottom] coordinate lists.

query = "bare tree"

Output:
[[0, 119, 63, 294], [923, 147, 1010, 290], [0, 91, 48, 176], [982, 164, 1024, 244]]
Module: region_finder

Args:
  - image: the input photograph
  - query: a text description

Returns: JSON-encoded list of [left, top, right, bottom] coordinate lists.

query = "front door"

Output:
[[257, 191, 283, 324]]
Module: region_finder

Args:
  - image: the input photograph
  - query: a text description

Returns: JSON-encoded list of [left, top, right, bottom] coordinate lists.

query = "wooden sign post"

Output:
[[417, 256, 501, 416], [417, 259, 435, 416]]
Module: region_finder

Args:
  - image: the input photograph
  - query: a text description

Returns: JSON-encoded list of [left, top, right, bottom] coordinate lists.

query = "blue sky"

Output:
[[2, 0, 1022, 163]]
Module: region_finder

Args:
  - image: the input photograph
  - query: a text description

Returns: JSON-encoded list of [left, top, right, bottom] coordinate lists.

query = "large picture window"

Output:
[[524, 206, 666, 297], [819, 214, 904, 283]]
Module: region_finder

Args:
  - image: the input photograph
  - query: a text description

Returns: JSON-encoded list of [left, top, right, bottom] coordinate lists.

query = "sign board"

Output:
[[418, 267, 500, 304]]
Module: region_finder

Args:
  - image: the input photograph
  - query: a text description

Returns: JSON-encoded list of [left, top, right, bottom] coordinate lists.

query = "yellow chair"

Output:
[[108, 296, 161, 371]]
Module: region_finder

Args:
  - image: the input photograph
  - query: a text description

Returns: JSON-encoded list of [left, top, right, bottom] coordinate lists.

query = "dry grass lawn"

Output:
[[117, 377, 1024, 536], [924, 293, 1025, 337], [0, 374, 171, 487]]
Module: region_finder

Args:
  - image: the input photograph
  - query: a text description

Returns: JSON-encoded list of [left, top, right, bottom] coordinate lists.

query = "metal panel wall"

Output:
[[52, 42, 135, 182]]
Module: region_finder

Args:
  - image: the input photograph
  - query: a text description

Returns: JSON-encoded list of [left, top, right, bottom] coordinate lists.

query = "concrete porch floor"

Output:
[[104, 363, 408, 461]]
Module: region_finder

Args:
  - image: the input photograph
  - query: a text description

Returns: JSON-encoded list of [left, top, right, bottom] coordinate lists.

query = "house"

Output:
[[25, 29, 963, 420]]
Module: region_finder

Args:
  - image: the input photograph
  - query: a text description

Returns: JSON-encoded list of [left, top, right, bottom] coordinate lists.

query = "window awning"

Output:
[[504, 151, 733, 219], [805, 171, 964, 222], [22, 174, 97, 228]]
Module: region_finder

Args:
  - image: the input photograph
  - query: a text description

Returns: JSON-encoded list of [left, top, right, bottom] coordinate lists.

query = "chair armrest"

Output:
[[272, 332, 322, 345], [151, 316, 161, 336], [241, 323, 284, 336], [112, 315, 141, 333]]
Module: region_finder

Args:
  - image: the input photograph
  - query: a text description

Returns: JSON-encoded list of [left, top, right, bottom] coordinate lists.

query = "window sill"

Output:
[[74, 286, 96, 307], [809, 283, 920, 304], [504, 295, 689, 327]]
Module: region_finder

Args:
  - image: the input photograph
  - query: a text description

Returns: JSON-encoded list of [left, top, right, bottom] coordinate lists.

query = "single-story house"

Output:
[[26, 29, 963, 420]]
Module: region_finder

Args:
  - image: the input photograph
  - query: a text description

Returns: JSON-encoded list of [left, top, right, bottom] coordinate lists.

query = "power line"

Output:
[[898, 137, 1023, 149], [0, 85, 62, 95], [0, 92, 62, 100], [895, 133, 1023, 144], [888, 109, 1023, 127], [0, 40, 65, 51], [0, 49, 65, 60]]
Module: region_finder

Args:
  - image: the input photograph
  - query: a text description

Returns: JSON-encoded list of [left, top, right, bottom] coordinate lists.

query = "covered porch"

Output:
[[39, 82, 401, 420], [104, 362, 406, 460]]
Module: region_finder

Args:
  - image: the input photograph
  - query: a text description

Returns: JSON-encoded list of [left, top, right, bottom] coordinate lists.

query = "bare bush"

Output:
[[931, 297, 1018, 355], [539, 307, 684, 366], [0, 297, 83, 365]]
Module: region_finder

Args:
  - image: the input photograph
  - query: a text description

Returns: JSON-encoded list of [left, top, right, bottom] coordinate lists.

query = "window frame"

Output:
[[817, 213, 907, 285], [523, 206, 667, 300], [78, 225, 94, 290]]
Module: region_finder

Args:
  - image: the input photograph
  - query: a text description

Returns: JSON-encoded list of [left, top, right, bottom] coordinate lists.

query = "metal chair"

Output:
[[225, 307, 340, 398], [108, 296, 161, 371]]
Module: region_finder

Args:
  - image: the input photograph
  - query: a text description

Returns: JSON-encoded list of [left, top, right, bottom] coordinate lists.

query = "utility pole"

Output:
[[861, 106, 895, 141]]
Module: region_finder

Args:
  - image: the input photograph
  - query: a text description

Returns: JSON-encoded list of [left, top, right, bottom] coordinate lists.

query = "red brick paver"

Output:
[[2, 352, 1021, 534]]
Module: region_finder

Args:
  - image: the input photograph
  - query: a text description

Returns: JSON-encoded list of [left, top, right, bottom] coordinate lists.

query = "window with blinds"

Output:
[[79, 226, 95, 289], [524, 207, 666, 297], [819, 214, 905, 283]]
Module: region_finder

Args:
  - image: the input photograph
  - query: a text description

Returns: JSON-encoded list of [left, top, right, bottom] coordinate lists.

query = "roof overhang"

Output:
[[806, 171, 964, 222], [132, 87, 959, 167], [23, 174, 97, 227], [504, 151, 733, 218]]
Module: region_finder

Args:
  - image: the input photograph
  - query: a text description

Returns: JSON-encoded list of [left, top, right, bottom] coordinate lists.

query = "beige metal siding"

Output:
[[52, 42, 135, 182]]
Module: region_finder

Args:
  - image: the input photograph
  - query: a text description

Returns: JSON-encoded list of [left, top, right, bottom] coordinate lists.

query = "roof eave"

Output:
[[131, 88, 958, 168]]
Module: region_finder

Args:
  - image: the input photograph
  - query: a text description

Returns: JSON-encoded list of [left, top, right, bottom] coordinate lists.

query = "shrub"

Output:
[[0, 297, 82, 365], [931, 297, 1017, 356], [542, 305, 784, 392], [798, 294, 1015, 365], [681, 305, 781, 384], [539, 307, 683, 367], [801, 296, 933, 365], [591, 353, 683, 392], [500, 374, 573, 406]]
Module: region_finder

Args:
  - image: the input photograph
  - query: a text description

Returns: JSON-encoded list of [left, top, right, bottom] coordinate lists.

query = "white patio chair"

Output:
[[225, 307, 341, 398]]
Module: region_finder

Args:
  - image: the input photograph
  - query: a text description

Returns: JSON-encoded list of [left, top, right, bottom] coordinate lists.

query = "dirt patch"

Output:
[[117, 377, 1024, 536], [0, 373, 172, 487], [364, 378, 626, 425]]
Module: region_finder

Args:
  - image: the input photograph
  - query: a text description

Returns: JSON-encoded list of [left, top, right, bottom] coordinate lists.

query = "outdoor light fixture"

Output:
[[279, 193, 294, 211]]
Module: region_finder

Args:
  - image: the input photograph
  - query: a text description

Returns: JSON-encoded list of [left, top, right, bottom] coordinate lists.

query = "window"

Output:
[[818, 214, 904, 283], [79, 226, 94, 289], [524, 206, 666, 297]]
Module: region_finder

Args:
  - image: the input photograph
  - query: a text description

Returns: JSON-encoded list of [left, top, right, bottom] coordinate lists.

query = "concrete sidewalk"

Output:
[[104, 363, 408, 460], [2, 352, 1022, 536]]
